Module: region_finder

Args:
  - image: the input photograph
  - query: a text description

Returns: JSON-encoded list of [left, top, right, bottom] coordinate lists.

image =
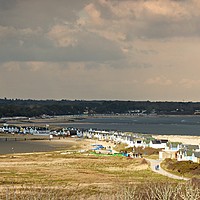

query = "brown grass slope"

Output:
[[0, 151, 176, 199], [162, 158, 200, 178]]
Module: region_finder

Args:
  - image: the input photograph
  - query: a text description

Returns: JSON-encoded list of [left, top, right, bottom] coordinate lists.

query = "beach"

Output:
[[154, 135, 200, 145], [0, 133, 116, 155], [0, 134, 199, 155], [45, 135, 200, 151]]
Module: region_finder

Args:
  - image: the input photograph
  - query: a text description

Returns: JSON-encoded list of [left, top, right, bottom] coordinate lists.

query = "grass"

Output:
[[0, 179, 198, 200], [143, 154, 159, 159], [113, 143, 128, 152], [161, 158, 200, 178], [0, 137, 187, 198], [0, 150, 175, 198]]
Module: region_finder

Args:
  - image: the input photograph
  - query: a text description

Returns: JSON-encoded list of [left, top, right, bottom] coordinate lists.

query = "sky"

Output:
[[1, 0, 200, 101]]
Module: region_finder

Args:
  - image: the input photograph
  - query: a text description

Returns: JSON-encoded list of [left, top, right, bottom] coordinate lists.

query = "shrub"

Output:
[[163, 159, 200, 176]]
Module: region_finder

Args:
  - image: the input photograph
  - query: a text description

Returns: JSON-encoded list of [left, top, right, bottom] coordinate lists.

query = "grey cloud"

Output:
[[107, 59, 152, 69], [1, 0, 200, 41], [0, 0, 90, 28], [97, 0, 200, 39], [95, 2, 115, 20], [0, 0, 199, 64], [0, 28, 124, 62], [135, 48, 158, 55], [0, 0, 17, 10], [131, 17, 200, 39]]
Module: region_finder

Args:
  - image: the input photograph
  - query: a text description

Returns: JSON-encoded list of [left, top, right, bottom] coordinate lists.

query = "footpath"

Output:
[[146, 158, 190, 181]]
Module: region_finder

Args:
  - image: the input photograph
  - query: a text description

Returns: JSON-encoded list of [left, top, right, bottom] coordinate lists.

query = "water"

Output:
[[1, 115, 200, 154], [62, 115, 200, 136], [0, 140, 72, 155]]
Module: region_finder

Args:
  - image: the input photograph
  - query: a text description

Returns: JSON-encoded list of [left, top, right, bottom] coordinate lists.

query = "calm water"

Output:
[[63, 115, 200, 136], [0, 140, 72, 155]]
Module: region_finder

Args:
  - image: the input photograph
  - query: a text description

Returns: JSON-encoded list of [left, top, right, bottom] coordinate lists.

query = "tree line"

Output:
[[0, 99, 200, 117]]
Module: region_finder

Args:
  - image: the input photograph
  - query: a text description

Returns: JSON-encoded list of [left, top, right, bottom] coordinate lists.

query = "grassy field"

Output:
[[0, 149, 177, 199], [0, 134, 192, 199]]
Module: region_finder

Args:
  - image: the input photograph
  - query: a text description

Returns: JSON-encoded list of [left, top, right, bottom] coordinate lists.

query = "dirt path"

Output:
[[146, 158, 190, 181]]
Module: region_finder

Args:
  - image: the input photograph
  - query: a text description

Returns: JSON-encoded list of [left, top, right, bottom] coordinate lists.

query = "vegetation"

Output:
[[106, 180, 200, 200], [114, 145, 159, 158], [0, 179, 199, 199], [0, 141, 199, 199], [0, 150, 175, 199], [162, 158, 200, 178], [0, 99, 200, 117]]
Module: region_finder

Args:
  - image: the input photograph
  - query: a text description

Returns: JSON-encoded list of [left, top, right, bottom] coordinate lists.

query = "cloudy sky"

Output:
[[1, 0, 200, 101]]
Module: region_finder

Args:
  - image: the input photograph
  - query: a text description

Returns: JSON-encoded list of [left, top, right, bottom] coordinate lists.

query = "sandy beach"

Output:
[[0, 132, 199, 155], [51, 135, 200, 150], [39, 134, 200, 153], [154, 135, 200, 145], [0, 131, 117, 155]]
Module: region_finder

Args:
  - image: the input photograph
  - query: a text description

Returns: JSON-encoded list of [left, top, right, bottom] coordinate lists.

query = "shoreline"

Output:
[[2, 114, 200, 136], [0, 133, 199, 156]]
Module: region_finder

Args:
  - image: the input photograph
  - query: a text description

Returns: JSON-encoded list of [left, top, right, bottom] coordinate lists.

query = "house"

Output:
[[160, 139, 169, 147], [177, 144, 200, 163], [149, 139, 168, 149], [193, 152, 200, 163], [184, 144, 200, 152], [126, 136, 135, 147], [159, 149, 178, 160], [133, 138, 146, 148], [177, 150, 200, 163], [177, 150, 194, 162], [159, 143, 180, 160]]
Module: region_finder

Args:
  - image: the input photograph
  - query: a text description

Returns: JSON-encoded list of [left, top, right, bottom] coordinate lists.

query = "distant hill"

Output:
[[0, 99, 199, 117]]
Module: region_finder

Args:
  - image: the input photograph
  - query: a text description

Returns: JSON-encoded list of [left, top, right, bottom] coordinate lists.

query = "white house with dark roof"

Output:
[[126, 136, 135, 147], [149, 139, 168, 149]]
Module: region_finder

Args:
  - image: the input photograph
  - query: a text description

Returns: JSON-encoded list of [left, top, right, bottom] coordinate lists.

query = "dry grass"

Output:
[[0, 180, 199, 200], [161, 158, 200, 178], [0, 137, 182, 199], [0, 150, 172, 198]]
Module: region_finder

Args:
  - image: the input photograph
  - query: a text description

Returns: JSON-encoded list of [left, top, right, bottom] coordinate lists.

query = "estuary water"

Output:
[[64, 115, 200, 136], [0, 139, 73, 155], [0, 140, 55, 155]]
